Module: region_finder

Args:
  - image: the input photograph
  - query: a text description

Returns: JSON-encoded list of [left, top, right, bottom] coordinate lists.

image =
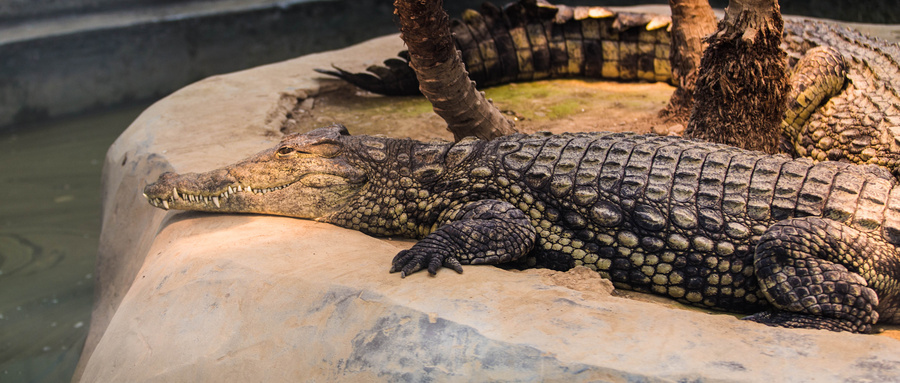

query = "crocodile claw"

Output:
[[390, 248, 464, 278]]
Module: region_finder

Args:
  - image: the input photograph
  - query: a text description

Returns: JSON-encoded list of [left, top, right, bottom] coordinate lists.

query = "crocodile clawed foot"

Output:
[[390, 248, 462, 278]]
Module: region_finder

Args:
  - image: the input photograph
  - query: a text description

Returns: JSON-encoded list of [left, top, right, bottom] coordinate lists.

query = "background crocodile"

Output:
[[320, 0, 900, 175], [144, 125, 900, 334]]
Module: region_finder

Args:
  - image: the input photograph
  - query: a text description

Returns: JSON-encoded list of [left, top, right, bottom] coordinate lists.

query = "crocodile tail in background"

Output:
[[316, 0, 674, 95], [781, 20, 900, 174]]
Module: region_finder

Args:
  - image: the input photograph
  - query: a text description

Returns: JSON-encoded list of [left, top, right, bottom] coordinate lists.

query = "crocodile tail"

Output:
[[313, 51, 421, 96], [782, 46, 848, 145], [459, 0, 674, 86], [318, 0, 675, 95]]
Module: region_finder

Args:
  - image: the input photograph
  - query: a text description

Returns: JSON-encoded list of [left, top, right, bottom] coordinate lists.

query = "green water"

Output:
[[0, 105, 148, 382]]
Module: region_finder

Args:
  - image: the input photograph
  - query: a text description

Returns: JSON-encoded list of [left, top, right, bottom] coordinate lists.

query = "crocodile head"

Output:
[[143, 125, 367, 219]]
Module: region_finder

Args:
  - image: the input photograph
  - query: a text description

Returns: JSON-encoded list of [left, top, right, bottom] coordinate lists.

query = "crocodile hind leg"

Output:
[[748, 216, 895, 333], [390, 200, 537, 277]]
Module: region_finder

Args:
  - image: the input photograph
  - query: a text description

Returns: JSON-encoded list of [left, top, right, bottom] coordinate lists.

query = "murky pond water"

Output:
[[0, 104, 147, 382]]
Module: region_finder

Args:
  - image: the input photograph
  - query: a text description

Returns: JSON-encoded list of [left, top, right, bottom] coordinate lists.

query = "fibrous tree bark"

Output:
[[683, 0, 789, 154], [394, 0, 517, 141], [659, 0, 718, 123]]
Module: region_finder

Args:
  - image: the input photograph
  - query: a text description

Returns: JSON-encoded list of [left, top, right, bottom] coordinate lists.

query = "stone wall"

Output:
[[1, 0, 220, 22]]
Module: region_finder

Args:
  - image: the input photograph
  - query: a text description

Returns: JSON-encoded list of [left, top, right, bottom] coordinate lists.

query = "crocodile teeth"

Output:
[[143, 193, 149, 200], [228, 186, 235, 194], [212, 196, 220, 208], [173, 187, 179, 200], [247, 186, 253, 193], [162, 200, 169, 210]]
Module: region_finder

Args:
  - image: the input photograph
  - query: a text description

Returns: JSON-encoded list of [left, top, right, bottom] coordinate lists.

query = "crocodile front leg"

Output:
[[748, 217, 896, 333], [390, 199, 537, 277]]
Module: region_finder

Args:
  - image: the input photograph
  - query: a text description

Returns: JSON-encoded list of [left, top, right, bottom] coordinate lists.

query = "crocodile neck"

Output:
[[326, 135, 499, 238]]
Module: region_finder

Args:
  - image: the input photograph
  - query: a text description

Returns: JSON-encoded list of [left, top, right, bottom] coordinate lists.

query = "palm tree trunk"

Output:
[[660, 0, 717, 123], [394, 0, 517, 141], [683, 0, 789, 154]]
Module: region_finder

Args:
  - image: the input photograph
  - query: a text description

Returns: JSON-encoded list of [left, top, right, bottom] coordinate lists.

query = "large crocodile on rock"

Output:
[[320, 0, 900, 175], [145, 125, 900, 334]]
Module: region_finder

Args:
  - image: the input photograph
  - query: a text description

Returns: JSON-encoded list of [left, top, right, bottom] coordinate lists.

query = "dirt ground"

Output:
[[281, 78, 680, 141]]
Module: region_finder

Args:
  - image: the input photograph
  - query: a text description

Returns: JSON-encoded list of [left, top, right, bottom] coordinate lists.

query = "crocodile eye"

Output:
[[276, 147, 295, 156]]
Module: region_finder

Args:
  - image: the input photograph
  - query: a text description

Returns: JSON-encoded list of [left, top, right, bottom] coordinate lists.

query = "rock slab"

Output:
[[77, 33, 900, 382]]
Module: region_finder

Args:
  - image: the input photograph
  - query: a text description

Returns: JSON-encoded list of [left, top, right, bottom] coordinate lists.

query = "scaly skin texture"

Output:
[[146, 125, 900, 333], [781, 21, 900, 176], [320, 0, 900, 175]]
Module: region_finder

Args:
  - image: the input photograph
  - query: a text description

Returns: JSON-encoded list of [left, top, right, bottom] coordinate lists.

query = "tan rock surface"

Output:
[[78, 31, 900, 381]]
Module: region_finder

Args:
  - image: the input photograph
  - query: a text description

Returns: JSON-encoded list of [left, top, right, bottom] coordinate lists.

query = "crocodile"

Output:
[[319, 0, 900, 175], [144, 125, 900, 334]]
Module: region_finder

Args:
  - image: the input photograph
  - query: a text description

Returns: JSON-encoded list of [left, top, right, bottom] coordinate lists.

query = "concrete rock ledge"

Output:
[[76, 33, 900, 382]]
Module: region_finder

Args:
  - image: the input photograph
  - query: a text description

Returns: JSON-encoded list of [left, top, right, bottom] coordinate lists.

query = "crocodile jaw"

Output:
[[143, 172, 362, 219]]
